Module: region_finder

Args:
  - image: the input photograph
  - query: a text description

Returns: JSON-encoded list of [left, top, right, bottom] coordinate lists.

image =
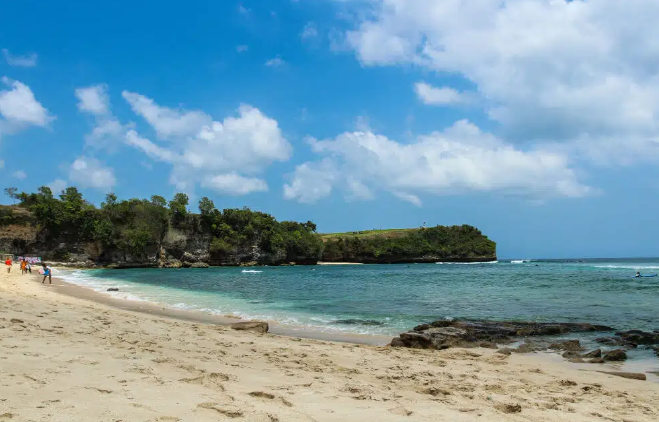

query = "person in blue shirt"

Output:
[[41, 263, 52, 284]]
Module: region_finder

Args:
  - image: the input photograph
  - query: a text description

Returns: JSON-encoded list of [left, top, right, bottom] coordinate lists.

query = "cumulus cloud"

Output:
[[284, 120, 590, 204], [2, 49, 37, 67], [76, 84, 128, 149], [122, 91, 211, 139], [414, 82, 475, 106], [284, 159, 337, 204], [122, 92, 291, 195], [68, 156, 116, 190], [12, 170, 26, 180], [48, 179, 67, 195], [265, 57, 286, 67], [201, 173, 269, 195], [340, 0, 659, 157], [75, 85, 109, 115], [0, 77, 53, 127]]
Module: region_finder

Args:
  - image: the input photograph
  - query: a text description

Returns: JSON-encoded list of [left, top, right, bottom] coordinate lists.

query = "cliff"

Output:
[[0, 188, 496, 267]]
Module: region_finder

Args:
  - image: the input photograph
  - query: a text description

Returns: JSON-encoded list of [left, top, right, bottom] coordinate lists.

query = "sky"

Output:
[[1, 0, 659, 259]]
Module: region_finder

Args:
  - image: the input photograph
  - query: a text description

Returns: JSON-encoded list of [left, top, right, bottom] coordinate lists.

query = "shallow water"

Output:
[[57, 259, 659, 363]]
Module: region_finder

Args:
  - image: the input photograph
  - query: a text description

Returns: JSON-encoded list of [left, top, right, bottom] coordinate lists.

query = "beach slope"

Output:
[[1, 268, 657, 421]]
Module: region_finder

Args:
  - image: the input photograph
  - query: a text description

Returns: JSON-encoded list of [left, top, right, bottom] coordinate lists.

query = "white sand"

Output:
[[1, 264, 658, 421]]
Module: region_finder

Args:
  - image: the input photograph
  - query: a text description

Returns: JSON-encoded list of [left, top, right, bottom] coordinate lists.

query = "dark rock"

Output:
[[598, 371, 646, 381], [497, 348, 513, 355], [413, 324, 430, 332], [588, 358, 605, 364], [513, 343, 538, 354], [479, 341, 498, 349], [603, 349, 627, 362], [107, 288, 119, 292], [549, 340, 585, 352], [582, 349, 602, 358], [190, 262, 209, 268], [230, 321, 269, 334], [615, 330, 659, 345], [390, 319, 614, 351], [495, 403, 522, 414], [596, 337, 628, 346], [561, 351, 584, 363], [391, 332, 436, 349], [562, 351, 581, 359]]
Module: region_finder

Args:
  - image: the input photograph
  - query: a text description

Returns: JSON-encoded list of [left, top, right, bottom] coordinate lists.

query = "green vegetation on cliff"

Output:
[[2, 186, 496, 266], [2, 186, 323, 265], [321, 226, 496, 263]]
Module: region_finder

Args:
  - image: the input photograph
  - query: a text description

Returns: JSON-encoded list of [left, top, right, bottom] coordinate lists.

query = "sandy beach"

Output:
[[1, 265, 658, 421]]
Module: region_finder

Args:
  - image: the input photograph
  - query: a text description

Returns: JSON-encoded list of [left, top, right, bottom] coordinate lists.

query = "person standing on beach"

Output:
[[20, 259, 27, 275], [41, 263, 52, 284], [5, 257, 11, 273]]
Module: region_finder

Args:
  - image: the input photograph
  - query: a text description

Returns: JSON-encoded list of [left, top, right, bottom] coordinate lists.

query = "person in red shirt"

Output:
[[5, 257, 12, 273]]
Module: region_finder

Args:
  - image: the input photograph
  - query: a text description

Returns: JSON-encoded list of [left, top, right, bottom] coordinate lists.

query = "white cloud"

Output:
[[68, 156, 116, 190], [236, 45, 249, 53], [285, 120, 590, 204], [340, 0, 659, 158], [301, 22, 319, 39], [414, 82, 474, 106], [123, 93, 291, 195], [122, 91, 211, 139], [12, 170, 26, 180], [201, 173, 268, 195], [47, 179, 67, 195], [265, 57, 286, 67], [76, 84, 129, 150], [2, 49, 37, 67], [75, 85, 109, 115], [0, 77, 53, 127], [284, 159, 337, 203], [393, 191, 421, 207]]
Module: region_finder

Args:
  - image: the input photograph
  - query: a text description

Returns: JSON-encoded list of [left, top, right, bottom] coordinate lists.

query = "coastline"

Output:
[[49, 273, 392, 346], [1, 264, 659, 421]]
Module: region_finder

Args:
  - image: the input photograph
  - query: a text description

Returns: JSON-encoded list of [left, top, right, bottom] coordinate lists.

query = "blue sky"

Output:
[[1, 0, 659, 259]]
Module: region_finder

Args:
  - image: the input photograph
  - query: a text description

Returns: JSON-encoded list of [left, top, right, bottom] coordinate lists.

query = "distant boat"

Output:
[[511, 259, 529, 264]]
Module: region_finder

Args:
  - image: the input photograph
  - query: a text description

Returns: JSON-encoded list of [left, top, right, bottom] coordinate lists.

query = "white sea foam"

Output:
[[594, 264, 659, 270], [435, 261, 498, 265], [241, 270, 263, 273]]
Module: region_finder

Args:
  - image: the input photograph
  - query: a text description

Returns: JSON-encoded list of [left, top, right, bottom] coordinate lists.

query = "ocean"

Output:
[[56, 258, 659, 363]]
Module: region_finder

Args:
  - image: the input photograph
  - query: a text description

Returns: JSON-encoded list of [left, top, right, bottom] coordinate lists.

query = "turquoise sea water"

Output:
[[58, 259, 659, 337]]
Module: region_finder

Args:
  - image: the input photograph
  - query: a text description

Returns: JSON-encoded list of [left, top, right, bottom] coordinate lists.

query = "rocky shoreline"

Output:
[[390, 319, 659, 365]]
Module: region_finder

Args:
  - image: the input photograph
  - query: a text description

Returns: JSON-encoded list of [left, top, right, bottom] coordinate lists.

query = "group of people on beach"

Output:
[[4, 257, 52, 283]]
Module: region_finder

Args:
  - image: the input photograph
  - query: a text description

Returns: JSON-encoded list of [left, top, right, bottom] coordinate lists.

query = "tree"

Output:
[[169, 193, 189, 227], [4, 187, 17, 204], [198, 197, 215, 216], [150, 195, 167, 208], [102, 193, 118, 209]]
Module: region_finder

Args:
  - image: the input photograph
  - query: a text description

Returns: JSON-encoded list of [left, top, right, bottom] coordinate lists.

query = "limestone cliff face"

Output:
[[0, 223, 290, 268], [1, 207, 496, 268]]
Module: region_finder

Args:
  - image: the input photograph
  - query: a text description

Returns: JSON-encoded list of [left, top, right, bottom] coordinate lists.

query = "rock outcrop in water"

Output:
[[390, 319, 614, 350]]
